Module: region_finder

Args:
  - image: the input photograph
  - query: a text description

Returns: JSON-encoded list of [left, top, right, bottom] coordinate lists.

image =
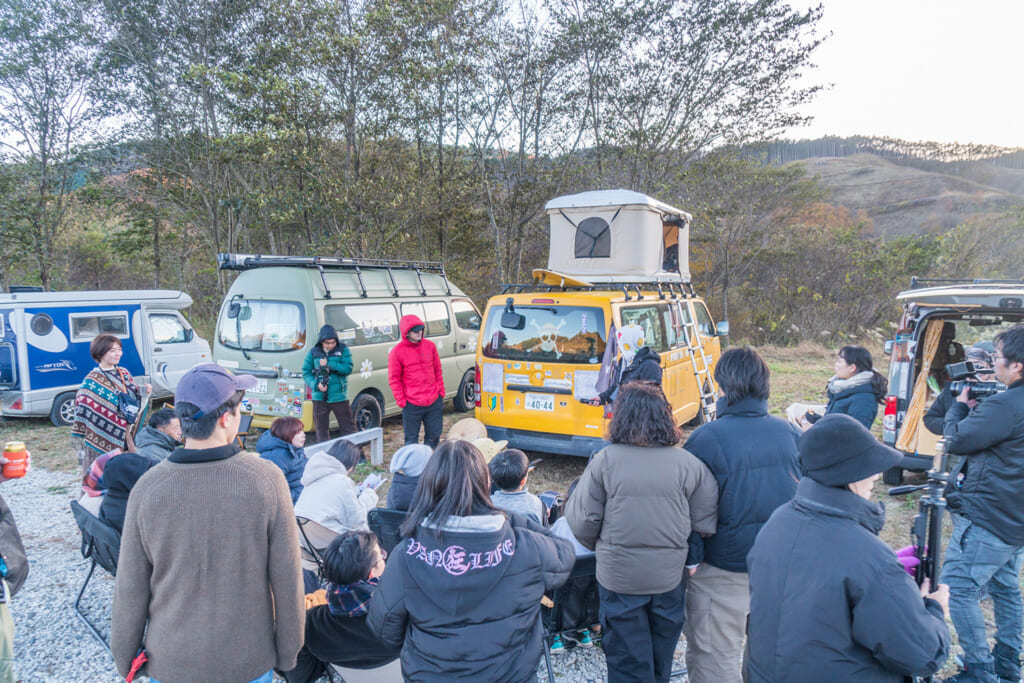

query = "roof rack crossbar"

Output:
[[316, 263, 332, 299], [217, 253, 446, 274]]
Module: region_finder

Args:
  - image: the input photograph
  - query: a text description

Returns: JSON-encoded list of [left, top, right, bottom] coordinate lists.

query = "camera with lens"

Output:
[[946, 361, 1006, 400], [314, 365, 331, 387]]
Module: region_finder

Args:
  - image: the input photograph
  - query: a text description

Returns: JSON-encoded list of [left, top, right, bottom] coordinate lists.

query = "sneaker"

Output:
[[576, 629, 594, 648], [549, 635, 566, 655]]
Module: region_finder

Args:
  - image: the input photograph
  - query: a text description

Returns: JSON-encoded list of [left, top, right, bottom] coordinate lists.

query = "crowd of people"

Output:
[[0, 317, 1019, 683]]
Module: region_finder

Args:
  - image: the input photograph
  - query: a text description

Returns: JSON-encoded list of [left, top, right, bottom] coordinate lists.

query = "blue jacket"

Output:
[[256, 431, 308, 503], [747, 478, 949, 682], [825, 380, 880, 429], [683, 397, 800, 572]]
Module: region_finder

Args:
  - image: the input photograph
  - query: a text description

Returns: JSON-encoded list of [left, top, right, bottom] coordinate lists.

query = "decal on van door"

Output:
[[17, 311, 68, 353]]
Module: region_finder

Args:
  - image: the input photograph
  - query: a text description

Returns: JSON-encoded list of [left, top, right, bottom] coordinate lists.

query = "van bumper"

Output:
[[484, 426, 604, 458]]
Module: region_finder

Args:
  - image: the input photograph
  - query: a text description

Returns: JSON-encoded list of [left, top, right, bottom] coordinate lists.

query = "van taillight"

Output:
[[883, 396, 898, 431], [305, 385, 312, 401], [474, 364, 481, 408]]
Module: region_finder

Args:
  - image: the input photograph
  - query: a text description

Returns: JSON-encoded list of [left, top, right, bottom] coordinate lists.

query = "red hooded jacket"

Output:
[[388, 315, 445, 407]]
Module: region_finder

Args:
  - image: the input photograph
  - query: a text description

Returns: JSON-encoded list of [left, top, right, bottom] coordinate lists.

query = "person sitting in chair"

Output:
[[284, 531, 401, 683]]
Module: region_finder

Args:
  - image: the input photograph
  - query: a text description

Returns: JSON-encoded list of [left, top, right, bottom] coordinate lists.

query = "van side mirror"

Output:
[[716, 321, 730, 337], [883, 340, 894, 356], [227, 302, 240, 319], [184, 328, 194, 342], [237, 306, 252, 321]]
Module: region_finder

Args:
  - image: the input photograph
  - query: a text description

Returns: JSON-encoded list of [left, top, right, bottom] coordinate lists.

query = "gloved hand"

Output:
[[896, 545, 924, 576]]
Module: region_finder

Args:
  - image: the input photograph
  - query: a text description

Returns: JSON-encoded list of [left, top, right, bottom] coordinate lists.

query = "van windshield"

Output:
[[482, 305, 606, 364], [218, 300, 306, 352]]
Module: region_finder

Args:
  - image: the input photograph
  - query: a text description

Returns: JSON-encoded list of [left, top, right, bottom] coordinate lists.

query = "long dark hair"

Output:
[[400, 440, 503, 537], [607, 381, 681, 447], [838, 345, 888, 403]]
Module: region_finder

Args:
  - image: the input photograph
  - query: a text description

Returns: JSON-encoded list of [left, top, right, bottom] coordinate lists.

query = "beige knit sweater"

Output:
[[111, 449, 305, 683]]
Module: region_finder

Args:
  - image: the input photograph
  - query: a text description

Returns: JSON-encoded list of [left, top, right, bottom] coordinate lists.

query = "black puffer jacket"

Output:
[[385, 472, 418, 511], [683, 396, 800, 572], [367, 513, 574, 682], [923, 388, 954, 435], [747, 478, 949, 683], [598, 347, 662, 404], [824, 376, 881, 429], [943, 378, 1024, 544]]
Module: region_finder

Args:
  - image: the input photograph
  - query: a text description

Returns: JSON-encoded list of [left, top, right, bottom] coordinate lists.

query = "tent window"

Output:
[[574, 217, 611, 258]]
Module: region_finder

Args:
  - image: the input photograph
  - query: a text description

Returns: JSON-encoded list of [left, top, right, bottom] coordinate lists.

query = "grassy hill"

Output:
[[797, 153, 1024, 235]]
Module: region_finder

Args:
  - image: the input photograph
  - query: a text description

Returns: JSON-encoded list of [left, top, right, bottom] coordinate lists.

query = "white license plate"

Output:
[[252, 379, 268, 394], [524, 392, 554, 412]]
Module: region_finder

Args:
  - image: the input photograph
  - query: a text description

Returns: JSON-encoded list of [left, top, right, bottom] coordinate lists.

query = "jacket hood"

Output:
[[716, 395, 768, 417], [103, 453, 158, 501], [405, 514, 515, 615], [301, 451, 349, 486], [399, 314, 426, 340], [256, 430, 296, 454], [134, 424, 178, 451], [634, 346, 660, 364], [317, 324, 339, 347], [390, 444, 433, 476], [791, 477, 886, 535]]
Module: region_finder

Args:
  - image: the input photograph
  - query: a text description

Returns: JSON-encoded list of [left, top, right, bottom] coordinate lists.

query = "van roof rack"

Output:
[[216, 253, 451, 299], [501, 280, 696, 301], [910, 276, 1024, 289]]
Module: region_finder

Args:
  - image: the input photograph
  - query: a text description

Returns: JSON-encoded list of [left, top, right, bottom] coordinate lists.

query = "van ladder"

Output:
[[680, 317, 718, 423]]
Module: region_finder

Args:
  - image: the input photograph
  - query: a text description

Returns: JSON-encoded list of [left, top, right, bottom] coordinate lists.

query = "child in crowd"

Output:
[[489, 448, 546, 525], [386, 444, 432, 511], [546, 477, 598, 654]]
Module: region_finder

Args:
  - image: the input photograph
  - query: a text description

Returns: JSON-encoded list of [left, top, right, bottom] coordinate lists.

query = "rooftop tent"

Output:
[[543, 190, 692, 283]]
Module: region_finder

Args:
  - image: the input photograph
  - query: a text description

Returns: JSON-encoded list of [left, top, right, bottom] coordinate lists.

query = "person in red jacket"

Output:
[[389, 315, 445, 448]]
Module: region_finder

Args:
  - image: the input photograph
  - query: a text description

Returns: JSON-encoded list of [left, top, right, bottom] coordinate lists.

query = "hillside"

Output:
[[797, 153, 1024, 236]]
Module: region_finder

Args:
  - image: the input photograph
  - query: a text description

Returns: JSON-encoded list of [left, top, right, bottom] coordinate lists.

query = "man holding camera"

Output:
[[942, 325, 1024, 683], [303, 325, 356, 443]]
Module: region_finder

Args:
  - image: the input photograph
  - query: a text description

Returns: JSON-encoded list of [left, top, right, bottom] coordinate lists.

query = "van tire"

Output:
[[51, 392, 77, 427], [352, 393, 382, 431], [882, 466, 904, 485], [454, 370, 475, 412]]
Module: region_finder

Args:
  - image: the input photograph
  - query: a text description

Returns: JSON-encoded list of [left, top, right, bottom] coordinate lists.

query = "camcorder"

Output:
[[946, 361, 1005, 400], [314, 364, 331, 387]]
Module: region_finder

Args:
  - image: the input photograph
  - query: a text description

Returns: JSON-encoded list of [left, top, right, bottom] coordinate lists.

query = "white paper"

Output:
[[574, 370, 599, 400], [482, 363, 504, 394]]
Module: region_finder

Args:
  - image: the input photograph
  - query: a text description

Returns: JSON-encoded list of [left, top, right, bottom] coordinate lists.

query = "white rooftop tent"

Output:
[[543, 190, 692, 283]]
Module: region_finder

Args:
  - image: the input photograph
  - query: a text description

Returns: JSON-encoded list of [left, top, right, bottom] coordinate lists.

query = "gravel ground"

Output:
[[2, 466, 689, 682]]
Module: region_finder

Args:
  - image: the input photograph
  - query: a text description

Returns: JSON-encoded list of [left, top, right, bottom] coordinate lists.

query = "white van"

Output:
[[0, 290, 212, 425]]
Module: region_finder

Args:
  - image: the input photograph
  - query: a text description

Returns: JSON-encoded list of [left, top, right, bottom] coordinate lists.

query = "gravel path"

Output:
[[2, 467, 688, 682]]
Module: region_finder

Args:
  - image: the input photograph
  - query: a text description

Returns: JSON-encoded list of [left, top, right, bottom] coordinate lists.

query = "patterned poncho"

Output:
[[71, 366, 138, 456]]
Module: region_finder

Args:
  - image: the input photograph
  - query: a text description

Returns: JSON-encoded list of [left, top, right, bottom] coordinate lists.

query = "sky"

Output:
[[785, 0, 1024, 148]]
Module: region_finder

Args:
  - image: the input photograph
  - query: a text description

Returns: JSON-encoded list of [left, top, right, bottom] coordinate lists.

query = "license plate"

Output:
[[524, 393, 554, 412], [252, 379, 268, 394]]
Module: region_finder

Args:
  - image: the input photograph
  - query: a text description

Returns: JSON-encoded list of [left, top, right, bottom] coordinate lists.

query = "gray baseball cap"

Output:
[[175, 363, 257, 417]]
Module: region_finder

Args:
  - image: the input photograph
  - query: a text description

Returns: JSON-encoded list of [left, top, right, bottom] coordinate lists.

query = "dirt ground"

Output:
[[0, 342, 1005, 672]]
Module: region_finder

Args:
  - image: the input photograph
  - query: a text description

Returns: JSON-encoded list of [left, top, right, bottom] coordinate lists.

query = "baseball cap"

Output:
[[175, 363, 258, 417]]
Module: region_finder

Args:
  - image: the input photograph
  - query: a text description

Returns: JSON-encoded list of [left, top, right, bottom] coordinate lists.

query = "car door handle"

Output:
[[153, 347, 163, 352]]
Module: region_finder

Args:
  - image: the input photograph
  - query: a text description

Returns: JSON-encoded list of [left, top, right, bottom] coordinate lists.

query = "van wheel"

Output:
[[454, 370, 475, 412], [51, 392, 77, 427], [883, 466, 904, 485], [352, 393, 382, 431]]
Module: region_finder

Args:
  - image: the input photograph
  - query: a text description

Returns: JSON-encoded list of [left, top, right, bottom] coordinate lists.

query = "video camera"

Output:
[[314, 364, 331, 387], [945, 361, 1005, 400]]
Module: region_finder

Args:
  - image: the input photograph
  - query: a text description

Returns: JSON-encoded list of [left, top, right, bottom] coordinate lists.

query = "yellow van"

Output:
[[474, 190, 727, 456]]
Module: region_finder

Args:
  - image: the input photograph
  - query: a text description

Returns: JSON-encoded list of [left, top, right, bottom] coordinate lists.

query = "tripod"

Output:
[[889, 441, 950, 683]]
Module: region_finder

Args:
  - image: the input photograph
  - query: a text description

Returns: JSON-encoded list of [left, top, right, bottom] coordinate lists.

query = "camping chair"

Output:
[[70, 499, 122, 652], [367, 508, 408, 555], [297, 517, 340, 578]]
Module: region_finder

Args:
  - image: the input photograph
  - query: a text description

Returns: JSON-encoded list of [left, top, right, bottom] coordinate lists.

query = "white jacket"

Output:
[[294, 452, 378, 535]]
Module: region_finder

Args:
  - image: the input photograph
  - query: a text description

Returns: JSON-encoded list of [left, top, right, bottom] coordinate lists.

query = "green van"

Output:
[[212, 254, 482, 432]]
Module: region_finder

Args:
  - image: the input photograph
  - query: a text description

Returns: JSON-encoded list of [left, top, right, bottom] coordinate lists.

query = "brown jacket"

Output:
[[111, 447, 304, 683], [566, 443, 718, 594]]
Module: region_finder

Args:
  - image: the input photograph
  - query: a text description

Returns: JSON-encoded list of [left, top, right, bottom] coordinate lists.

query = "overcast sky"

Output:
[[786, 0, 1024, 148]]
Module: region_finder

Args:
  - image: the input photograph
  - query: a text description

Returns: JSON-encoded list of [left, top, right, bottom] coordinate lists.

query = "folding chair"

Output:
[[297, 517, 340, 577], [70, 500, 122, 652], [366, 508, 408, 555]]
